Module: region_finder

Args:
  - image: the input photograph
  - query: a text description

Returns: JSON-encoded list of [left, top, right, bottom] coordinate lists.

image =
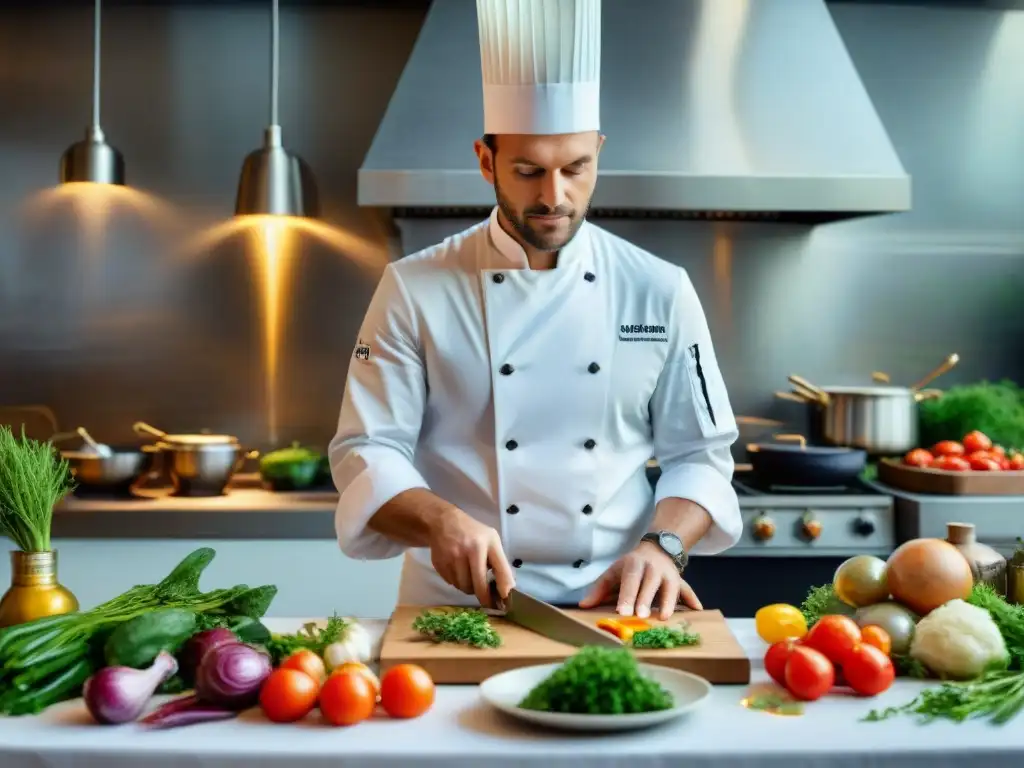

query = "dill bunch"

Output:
[[412, 608, 502, 649], [0, 426, 74, 552], [519, 646, 674, 714], [631, 623, 700, 649]]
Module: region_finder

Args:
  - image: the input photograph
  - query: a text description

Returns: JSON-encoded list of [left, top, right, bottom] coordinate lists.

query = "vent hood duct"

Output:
[[358, 0, 911, 224]]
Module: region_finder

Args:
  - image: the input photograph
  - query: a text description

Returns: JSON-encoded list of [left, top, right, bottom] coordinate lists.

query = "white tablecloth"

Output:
[[0, 618, 1021, 768]]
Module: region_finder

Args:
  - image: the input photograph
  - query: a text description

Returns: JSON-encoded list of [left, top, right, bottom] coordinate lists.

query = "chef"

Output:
[[330, 0, 741, 620]]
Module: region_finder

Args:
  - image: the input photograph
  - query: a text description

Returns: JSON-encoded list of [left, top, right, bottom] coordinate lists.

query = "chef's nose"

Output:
[[538, 172, 567, 211]]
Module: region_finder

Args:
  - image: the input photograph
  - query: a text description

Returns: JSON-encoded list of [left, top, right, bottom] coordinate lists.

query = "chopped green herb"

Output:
[[412, 609, 501, 649], [519, 646, 674, 714], [631, 623, 700, 649], [798, 583, 854, 628], [865, 669, 1024, 726]]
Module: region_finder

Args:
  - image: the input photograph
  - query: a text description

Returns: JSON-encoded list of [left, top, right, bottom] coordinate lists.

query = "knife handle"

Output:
[[487, 578, 507, 611]]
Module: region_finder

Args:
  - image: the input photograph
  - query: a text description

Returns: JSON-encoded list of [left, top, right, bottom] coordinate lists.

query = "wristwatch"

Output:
[[640, 531, 689, 575]]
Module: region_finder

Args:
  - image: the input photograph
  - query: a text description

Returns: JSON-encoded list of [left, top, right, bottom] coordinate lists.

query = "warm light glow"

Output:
[[712, 226, 733, 334], [186, 215, 388, 445]]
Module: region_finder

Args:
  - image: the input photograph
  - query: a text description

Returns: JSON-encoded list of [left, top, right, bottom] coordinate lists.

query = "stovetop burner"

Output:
[[732, 473, 884, 497]]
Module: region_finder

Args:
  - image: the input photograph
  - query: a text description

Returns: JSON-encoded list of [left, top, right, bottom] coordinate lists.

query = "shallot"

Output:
[[179, 628, 237, 684], [83, 651, 178, 725]]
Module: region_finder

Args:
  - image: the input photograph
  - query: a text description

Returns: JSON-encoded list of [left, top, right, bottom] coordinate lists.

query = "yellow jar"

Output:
[[0, 550, 79, 628]]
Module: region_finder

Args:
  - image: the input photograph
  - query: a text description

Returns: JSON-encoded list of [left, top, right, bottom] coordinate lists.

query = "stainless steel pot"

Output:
[[61, 446, 158, 496], [776, 354, 959, 455], [158, 441, 259, 497]]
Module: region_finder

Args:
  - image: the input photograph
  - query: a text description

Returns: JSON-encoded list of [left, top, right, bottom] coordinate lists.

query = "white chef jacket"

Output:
[[330, 207, 741, 606]]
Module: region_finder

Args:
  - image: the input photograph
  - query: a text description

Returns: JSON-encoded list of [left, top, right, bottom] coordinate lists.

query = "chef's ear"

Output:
[[596, 133, 606, 154], [474, 135, 497, 185]]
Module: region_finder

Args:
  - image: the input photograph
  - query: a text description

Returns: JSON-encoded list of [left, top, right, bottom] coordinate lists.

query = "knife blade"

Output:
[[492, 586, 625, 648]]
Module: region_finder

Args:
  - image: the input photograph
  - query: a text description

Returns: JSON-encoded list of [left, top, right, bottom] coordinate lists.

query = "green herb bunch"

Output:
[[265, 614, 350, 665], [918, 380, 1024, 450], [519, 646, 674, 715], [0, 426, 75, 552], [413, 608, 501, 649], [631, 624, 700, 649], [866, 669, 1024, 726]]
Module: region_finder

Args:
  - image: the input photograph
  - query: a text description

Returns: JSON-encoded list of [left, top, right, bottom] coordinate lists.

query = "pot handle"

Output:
[[133, 421, 168, 440], [911, 353, 960, 391], [736, 415, 784, 428], [914, 388, 943, 403], [788, 375, 830, 406], [774, 433, 808, 450], [775, 390, 810, 403], [234, 449, 261, 473]]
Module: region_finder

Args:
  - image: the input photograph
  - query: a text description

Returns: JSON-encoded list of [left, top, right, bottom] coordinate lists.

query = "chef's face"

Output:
[[475, 131, 604, 252]]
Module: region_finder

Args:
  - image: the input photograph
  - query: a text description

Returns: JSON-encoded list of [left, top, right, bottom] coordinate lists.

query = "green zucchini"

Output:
[[104, 608, 198, 669]]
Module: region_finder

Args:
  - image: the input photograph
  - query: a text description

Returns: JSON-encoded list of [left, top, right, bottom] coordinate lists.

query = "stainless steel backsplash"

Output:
[[0, 3, 1022, 452]]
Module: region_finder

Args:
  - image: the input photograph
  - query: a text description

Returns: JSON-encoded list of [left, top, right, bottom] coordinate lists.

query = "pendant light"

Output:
[[60, 0, 125, 185], [235, 0, 319, 218]]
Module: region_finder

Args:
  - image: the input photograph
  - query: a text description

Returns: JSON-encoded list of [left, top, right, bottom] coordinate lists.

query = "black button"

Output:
[[581, 504, 593, 515], [584, 439, 597, 450], [584, 271, 595, 282], [506, 439, 518, 451], [492, 273, 505, 284], [506, 504, 519, 515], [499, 363, 514, 376], [573, 559, 585, 568], [587, 362, 600, 374], [512, 558, 523, 568]]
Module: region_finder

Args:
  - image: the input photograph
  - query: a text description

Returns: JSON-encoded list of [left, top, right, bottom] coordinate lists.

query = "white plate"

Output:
[[478, 662, 712, 732]]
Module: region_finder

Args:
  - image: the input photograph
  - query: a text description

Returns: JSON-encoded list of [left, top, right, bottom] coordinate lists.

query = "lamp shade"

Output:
[[235, 126, 319, 218], [59, 126, 125, 185]]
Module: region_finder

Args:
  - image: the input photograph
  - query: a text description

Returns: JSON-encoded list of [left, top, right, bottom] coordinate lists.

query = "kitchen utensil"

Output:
[[487, 585, 624, 648], [160, 443, 259, 497], [76, 426, 112, 457], [787, 375, 829, 405], [61, 445, 158, 496], [774, 391, 810, 404], [478, 662, 712, 732], [872, 371, 891, 383], [735, 415, 784, 428], [781, 353, 959, 454], [132, 421, 238, 446], [746, 434, 867, 487], [877, 458, 1024, 496], [380, 606, 750, 684]]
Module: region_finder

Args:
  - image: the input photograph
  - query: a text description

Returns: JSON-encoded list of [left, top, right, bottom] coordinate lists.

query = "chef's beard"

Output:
[[493, 176, 591, 253]]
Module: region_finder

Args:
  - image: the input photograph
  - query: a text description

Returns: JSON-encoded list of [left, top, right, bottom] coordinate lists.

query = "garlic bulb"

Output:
[[323, 621, 373, 668]]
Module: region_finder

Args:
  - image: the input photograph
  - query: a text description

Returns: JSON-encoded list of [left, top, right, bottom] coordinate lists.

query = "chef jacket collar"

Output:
[[486, 206, 590, 271]]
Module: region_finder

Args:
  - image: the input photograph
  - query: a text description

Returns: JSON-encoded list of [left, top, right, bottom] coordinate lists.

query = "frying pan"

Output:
[[746, 434, 867, 488]]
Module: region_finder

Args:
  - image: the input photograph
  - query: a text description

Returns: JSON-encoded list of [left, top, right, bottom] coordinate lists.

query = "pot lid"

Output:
[[819, 385, 911, 396], [158, 434, 238, 446]]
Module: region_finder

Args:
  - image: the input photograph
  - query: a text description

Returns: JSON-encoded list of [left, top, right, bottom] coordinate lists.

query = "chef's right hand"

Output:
[[427, 506, 516, 608]]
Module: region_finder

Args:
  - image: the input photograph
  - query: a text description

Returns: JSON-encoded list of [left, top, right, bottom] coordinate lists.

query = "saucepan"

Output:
[[132, 421, 259, 496], [774, 353, 959, 455], [56, 427, 158, 497], [746, 434, 867, 488]]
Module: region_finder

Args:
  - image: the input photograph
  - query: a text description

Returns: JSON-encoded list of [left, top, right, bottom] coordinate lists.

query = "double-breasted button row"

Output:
[[512, 558, 523, 568], [499, 363, 514, 375], [505, 503, 591, 516], [492, 271, 594, 284]]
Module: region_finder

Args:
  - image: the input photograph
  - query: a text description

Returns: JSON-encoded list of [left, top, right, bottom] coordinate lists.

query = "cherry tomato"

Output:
[[803, 615, 862, 666], [1010, 453, 1024, 471], [903, 448, 933, 468], [764, 638, 800, 687], [280, 649, 326, 685], [331, 661, 381, 699], [784, 646, 835, 702], [380, 664, 436, 719], [755, 604, 808, 644], [931, 440, 964, 457], [860, 625, 892, 656], [842, 643, 895, 696], [991, 445, 1007, 458], [259, 668, 319, 723], [933, 455, 970, 472], [319, 670, 377, 726], [963, 430, 993, 454], [969, 455, 1002, 472]]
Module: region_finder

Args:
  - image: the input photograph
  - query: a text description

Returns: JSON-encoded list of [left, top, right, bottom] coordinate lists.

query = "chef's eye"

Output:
[[563, 164, 584, 176], [515, 167, 543, 178]]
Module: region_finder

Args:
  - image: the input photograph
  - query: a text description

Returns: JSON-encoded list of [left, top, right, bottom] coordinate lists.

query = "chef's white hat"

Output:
[[476, 0, 601, 135]]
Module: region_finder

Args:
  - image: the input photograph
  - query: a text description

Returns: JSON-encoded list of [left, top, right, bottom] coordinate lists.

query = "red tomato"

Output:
[[969, 455, 1002, 472], [933, 455, 970, 472], [963, 431, 993, 454], [803, 615, 862, 666], [280, 649, 327, 685], [319, 670, 377, 726], [1010, 453, 1024, 471], [784, 646, 835, 702], [764, 639, 800, 687], [991, 445, 1007, 458], [931, 440, 964, 457], [380, 664, 436, 719], [1000, 458, 1012, 470], [842, 643, 895, 696], [259, 668, 319, 723], [902, 448, 933, 468]]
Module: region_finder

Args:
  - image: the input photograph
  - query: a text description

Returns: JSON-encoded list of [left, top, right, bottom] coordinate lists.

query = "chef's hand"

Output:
[[578, 541, 702, 619], [427, 506, 516, 608]]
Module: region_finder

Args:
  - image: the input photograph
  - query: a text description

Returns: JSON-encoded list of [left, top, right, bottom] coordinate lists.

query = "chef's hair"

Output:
[[482, 134, 498, 155]]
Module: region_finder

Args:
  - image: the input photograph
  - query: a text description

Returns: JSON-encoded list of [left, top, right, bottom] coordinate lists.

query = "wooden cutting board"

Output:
[[379, 606, 751, 685], [878, 457, 1024, 495]]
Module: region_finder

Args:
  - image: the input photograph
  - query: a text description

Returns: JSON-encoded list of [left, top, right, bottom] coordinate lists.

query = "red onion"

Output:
[[83, 651, 178, 725], [194, 642, 271, 708], [179, 628, 237, 685], [140, 694, 239, 730]]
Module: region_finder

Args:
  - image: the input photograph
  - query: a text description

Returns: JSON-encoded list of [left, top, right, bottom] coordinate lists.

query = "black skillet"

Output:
[[746, 434, 867, 488]]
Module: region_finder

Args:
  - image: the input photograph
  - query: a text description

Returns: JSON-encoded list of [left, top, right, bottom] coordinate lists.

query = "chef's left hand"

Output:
[[578, 541, 702, 619]]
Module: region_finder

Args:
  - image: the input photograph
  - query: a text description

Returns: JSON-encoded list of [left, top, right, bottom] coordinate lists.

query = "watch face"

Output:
[[659, 532, 684, 557]]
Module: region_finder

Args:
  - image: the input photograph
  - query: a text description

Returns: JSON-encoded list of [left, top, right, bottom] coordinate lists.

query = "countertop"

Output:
[[0, 618, 1020, 768]]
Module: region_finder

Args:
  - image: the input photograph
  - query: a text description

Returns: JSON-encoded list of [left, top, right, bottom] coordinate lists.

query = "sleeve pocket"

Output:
[[682, 342, 736, 439]]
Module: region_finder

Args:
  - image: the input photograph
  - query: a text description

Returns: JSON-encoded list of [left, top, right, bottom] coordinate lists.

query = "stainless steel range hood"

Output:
[[358, 0, 911, 223]]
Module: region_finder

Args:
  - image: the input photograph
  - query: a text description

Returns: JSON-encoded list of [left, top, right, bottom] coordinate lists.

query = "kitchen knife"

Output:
[[489, 584, 625, 648]]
